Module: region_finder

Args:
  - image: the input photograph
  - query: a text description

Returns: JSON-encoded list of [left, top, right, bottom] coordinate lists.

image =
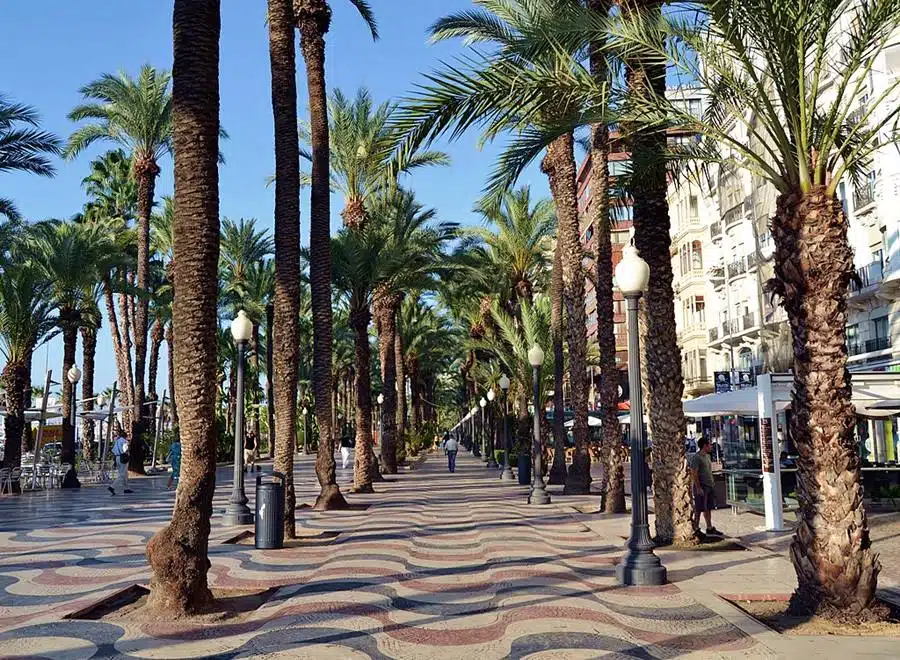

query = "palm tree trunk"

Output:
[[409, 358, 422, 432], [586, 2, 624, 512], [148, 317, 164, 422], [165, 322, 178, 428], [548, 242, 567, 485], [2, 358, 29, 471], [268, 0, 303, 528], [146, 0, 220, 615], [395, 330, 407, 439], [105, 278, 134, 426], [132, 154, 160, 470], [118, 287, 137, 463], [626, 12, 693, 544], [772, 188, 880, 618], [542, 133, 591, 495], [350, 308, 375, 493], [373, 287, 399, 474], [265, 302, 275, 458], [60, 317, 81, 488], [297, 0, 346, 511], [80, 325, 97, 461]]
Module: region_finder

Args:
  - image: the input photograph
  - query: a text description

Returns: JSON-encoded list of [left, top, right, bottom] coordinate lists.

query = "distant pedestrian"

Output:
[[244, 431, 257, 472], [340, 435, 353, 469], [108, 426, 133, 496], [690, 438, 721, 538], [444, 435, 459, 473], [166, 437, 182, 490]]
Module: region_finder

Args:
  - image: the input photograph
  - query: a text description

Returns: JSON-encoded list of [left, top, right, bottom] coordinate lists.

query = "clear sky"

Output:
[[0, 0, 553, 396]]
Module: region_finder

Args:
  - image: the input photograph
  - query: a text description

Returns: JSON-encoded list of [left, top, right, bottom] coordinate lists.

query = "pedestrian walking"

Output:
[[166, 436, 182, 490], [108, 425, 133, 496], [444, 434, 459, 473], [340, 435, 353, 469], [690, 438, 721, 538], [244, 431, 257, 472]]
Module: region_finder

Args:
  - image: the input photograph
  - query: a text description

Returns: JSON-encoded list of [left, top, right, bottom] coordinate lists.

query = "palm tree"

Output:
[[220, 217, 273, 287], [65, 64, 173, 460], [294, 0, 378, 514], [0, 95, 62, 220], [26, 221, 111, 487], [268, 0, 307, 527], [146, 0, 221, 616], [79, 289, 103, 460], [0, 262, 56, 470]]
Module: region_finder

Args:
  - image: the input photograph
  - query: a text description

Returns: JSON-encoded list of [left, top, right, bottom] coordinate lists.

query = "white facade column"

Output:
[[757, 373, 785, 531]]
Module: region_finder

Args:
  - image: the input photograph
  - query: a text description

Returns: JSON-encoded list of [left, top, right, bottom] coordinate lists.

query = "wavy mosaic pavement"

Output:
[[0, 453, 772, 658]]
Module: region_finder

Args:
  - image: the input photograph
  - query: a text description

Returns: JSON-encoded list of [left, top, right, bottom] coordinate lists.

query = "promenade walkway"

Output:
[[0, 450, 893, 658]]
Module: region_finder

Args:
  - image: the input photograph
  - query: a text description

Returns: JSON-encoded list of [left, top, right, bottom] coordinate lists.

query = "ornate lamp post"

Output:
[[614, 245, 666, 586], [486, 388, 498, 468], [498, 374, 514, 481], [479, 396, 488, 462], [377, 392, 384, 449], [224, 310, 254, 526], [527, 345, 550, 505], [302, 406, 310, 454], [470, 406, 479, 455], [62, 365, 82, 488]]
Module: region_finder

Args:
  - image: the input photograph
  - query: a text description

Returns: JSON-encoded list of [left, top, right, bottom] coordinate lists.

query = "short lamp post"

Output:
[[614, 245, 666, 586], [527, 345, 550, 505], [498, 374, 514, 481], [470, 406, 479, 456], [302, 406, 309, 454], [486, 388, 498, 468], [224, 310, 254, 526], [377, 392, 384, 448], [62, 365, 82, 488], [479, 396, 488, 462]]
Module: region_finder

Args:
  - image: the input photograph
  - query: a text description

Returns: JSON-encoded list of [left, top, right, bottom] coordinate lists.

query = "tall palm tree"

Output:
[[294, 0, 378, 513], [146, 0, 221, 615], [269, 0, 308, 527], [65, 64, 173, 463], [0, 262, 56, 470], [0, 95, 62, 220], [26, 221, 111, 487], [220, 217, 273, 287]]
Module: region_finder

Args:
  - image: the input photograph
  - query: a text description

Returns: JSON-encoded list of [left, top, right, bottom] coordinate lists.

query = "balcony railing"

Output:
[[742, 313, 757, 331], [709, 265, 725, 281], [709, 327, 719, 342], [849, 337, 891, 356], [710, 220, 722, 239], [727, 259, 747, 278], [854, 182, 876, 210], [850, 260, 884, 293], [724, 318, 741, 335]]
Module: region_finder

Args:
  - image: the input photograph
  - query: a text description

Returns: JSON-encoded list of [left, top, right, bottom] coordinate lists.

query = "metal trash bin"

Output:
[[518, 453, 531, 485], [255, 472, 285, 549]]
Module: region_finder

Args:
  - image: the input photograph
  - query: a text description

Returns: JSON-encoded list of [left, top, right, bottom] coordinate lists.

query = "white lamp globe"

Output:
[[479, 397, 487, 408], [377, 393, 384, 405], [487, 389, 495, 402], [97, 394, 106, 408], [67, 365, 82, 384], [614, 245, 650, 295], [301, 406, 308, 415], [230, 310, 253, 343], [499, 374, 510, 391], [471, 406, 478, 416], [528, 344, 545, 367]]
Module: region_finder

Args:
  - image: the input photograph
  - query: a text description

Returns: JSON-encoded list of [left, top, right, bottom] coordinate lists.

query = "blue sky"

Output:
[[0, 0, 553, 395]]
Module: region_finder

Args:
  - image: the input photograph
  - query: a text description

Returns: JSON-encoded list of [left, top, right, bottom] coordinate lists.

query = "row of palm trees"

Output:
[[389, 0, 900, 621]]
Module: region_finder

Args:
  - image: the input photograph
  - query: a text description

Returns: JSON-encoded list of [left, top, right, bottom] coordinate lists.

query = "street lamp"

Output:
[[479, 396, 488, 463], [486, 388, 498, 468], [470, 405, 479, 455], [62, 365, 82, 488], [377, 392, 384, 447], [498, 374, 513, 481], [527, 345, 550, 505], [301, 406, 309, 454], [614, 245, 666, 586], [224, 310, 254, 526]]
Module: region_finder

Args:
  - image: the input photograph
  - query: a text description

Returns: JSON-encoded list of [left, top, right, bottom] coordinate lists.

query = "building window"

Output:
[[691, 240, 703, 270], [695, 296, 705, 325], [688, 194, 698, 220], [739, 348, 753, 372], [699, 350, 708, 380], [874, 316, 889, 340]]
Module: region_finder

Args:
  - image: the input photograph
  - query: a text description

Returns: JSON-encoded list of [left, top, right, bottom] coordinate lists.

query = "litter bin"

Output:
[[518, 453, 531, 485], [255, 472, 285, 550]]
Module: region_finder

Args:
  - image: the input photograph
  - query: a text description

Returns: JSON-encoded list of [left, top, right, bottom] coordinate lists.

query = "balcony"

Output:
[[727, 259, 747, 278], [709, 265, 725, 282], [850, 260, 884, 293], [709, 327, 719, 342], [710, 220, 722, 240], [742, 312, 758, 331], [854, 182, 876, 211], [849, 337, 891, 356]]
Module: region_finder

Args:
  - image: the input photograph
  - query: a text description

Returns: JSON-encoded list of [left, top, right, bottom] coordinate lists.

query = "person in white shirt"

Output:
[[444, 434, 459, 473], [108, 426, 133, 495]]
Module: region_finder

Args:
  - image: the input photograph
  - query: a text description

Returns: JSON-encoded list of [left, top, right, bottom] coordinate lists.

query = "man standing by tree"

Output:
[[689, 438, 721, 539]]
